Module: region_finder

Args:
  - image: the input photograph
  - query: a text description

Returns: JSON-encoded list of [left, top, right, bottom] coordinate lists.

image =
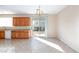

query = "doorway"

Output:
[[32, 15, 48, 37]]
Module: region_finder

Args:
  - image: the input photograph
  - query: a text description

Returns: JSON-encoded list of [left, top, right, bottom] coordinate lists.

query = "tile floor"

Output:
[[0, 37, 76, 53]]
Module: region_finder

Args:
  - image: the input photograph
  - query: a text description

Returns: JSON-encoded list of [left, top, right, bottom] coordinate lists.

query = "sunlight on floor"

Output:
[[34, 34, 46, 37], [34, 37, 65, 52]]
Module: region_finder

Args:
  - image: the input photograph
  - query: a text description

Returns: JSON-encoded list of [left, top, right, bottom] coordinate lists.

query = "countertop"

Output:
[[0, 26, 31, 30]]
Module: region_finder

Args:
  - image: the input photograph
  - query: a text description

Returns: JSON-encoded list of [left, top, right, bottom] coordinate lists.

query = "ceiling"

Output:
[[0, 5, 67, 14]]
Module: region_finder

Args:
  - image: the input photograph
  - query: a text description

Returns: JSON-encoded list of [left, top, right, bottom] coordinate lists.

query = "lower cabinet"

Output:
[[0, 31, 5, 39], [11, 30, 30, 39]]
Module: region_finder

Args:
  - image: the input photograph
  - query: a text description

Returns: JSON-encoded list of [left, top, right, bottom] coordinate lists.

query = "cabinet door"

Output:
[[0, 31, 5, 39], [19, 30, 30, 39], [24, 17, 31, 26], [13, 17, 31, 26], [11, 31, 16, 39]]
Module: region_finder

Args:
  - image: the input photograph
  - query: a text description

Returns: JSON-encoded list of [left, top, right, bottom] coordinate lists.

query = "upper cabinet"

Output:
[[13, 17, 31, 26]]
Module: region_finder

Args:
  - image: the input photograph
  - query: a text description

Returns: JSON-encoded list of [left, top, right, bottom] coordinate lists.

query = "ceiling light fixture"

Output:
[[36, 6, 44, 16]]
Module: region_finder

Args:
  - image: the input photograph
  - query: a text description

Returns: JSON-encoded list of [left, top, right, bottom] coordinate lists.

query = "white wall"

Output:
[[57, 6, 79, 52], [47, 15, 57, 37], [0, 17, 12, 27]]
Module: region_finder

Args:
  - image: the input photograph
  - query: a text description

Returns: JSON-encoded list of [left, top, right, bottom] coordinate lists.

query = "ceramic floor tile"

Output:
[[0, 37, 76, 53]]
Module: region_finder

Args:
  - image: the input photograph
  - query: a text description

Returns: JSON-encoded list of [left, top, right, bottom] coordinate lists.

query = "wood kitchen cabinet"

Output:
[[0, 31, 5, 39], [13, 17, 31, 26], [12, 17, 31, 39], [11, 30, 30, 39]]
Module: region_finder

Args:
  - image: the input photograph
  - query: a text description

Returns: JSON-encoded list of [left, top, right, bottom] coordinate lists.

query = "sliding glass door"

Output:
[[32, 15, 48, 37]]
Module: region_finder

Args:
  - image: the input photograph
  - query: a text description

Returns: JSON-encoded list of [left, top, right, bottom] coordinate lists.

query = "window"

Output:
[[0, 17, 12, 27]]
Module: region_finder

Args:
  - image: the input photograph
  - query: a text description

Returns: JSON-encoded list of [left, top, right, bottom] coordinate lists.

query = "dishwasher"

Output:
[[5, 30, 11, 39]]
